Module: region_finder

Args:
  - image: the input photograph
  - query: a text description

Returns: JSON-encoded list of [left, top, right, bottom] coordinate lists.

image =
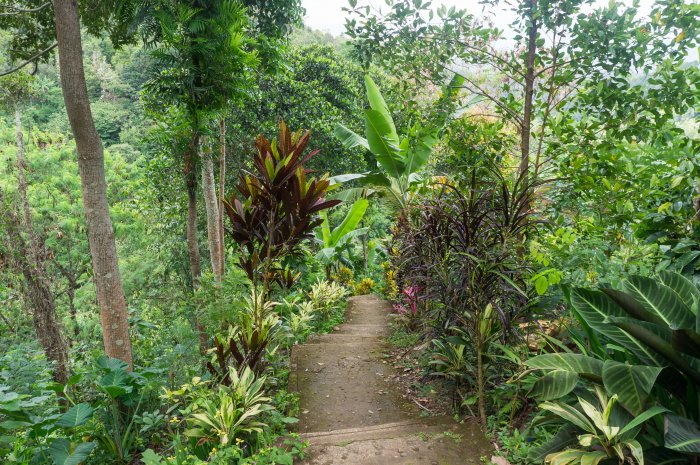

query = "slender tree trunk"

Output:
[[218, 119, 226, 277], [184, 135, 202, 288], [13, 105, 70, 384], [201, 137, 223, 282], [476, 344, 486, 426], [184, 133, 208, 354], [53, 0, 132, 368], [2, 205, 70, 385], [519, 0, 538, 180]]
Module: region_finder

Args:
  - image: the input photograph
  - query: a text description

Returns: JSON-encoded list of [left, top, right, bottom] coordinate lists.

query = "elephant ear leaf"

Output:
[[664, 414, 700, 453], [49, 438, 96, 465], [602, 361, 662, 415], [56, 403, 93, 428]]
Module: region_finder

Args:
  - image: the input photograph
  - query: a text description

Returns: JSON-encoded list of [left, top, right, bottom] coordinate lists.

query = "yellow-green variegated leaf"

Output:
[[526, 353, 603, 381], [545, 449, 585, 465], [530, 370, 579, 401], [540, 402, 597, 433], [602, 360, 662, 415], [580, 451, 608, 465]]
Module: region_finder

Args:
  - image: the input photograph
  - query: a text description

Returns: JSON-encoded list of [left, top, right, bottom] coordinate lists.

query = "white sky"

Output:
[[302, 0, 657, 37]]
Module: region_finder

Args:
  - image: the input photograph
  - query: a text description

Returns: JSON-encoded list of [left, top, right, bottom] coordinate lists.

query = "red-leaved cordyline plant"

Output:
[[224, 120, 341, 298], [215, 121, 341, 382]]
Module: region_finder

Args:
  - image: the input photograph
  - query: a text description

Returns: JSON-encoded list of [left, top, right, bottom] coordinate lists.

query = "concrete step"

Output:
[[335, 324, 387, 336], [306, 333, 383, 344], [298, 417, 490, 465]]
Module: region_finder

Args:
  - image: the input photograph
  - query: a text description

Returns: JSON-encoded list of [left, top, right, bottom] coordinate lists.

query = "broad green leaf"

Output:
[[404, 133, 436, 175], [658, 271, 700, 314], [330, 198, 368, 246], [527, 425, 577, 462], [334, 124, 369, 151], [141, 449, 165, 465], [529, 370, 579, 400], [619, 406, 668, 436], [623, 276, 694, 330], [540, 401, 597, 433], [56, 403, 93, 428], [365, 109, 404, 179], [364, 75, 398, 143], [526, 353, 603, 380], [329, 173, 367, 185], [546, 450, 586, 465], [602, 361, 662, 415], [626, 439, 644, 465], [48, 438, 96, 465], [664, 414, 700, 453], [98, 370, 131, 398], [572, 288, 663, 365], [318, 210, 331, 245], [580, 450, 608, 465]]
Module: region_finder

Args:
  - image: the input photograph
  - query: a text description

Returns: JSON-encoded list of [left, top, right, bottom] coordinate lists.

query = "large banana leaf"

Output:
[[334, 124, 369, 151], [365, 109, 404, 179], [330, 198, 368, 246], [622, 276, 695, 330], [318, 210, 331, 245], [404, 133, 437, 175], [601, 360, 662, 415], [364, 75, 398, 143]]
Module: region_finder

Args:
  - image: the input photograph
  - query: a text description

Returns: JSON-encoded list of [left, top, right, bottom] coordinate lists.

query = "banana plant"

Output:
[[315, 198, 369, 276], [334, 75, 462, 214]]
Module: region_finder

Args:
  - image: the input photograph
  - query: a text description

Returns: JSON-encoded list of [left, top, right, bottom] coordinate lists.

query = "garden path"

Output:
[[289, 294, 491, 465]]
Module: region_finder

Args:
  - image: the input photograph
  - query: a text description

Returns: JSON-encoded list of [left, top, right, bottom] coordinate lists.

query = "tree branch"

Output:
[[0, 42, 57, 77], [0, 2, 50, 15]]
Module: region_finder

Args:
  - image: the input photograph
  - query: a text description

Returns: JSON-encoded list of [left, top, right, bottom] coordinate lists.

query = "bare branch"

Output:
[[0, 43, 57, 77], [0, 2, 50, 15]]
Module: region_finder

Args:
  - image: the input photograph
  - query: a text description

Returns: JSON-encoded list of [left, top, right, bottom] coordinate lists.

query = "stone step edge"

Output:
[[298, 417, 464, 448], [301, 419, 427, 440]]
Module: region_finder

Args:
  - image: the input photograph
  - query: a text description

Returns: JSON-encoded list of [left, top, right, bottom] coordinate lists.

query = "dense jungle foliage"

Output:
[[0, 0, 698, 464]]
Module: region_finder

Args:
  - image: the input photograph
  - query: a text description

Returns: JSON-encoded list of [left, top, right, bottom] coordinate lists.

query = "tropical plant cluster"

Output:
[[0, 0, 698, 464]]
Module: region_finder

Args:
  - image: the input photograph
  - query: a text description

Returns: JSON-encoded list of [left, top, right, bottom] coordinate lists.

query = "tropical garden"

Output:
[[0, 0, 698, 464]]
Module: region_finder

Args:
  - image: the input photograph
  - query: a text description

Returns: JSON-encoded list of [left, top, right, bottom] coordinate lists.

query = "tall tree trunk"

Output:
[[519, 0, 538, 181], [201, 137, 223, 282], [53, 0, 132, 368], [218, 119, 226, 278], [184, 133, 208, 354]]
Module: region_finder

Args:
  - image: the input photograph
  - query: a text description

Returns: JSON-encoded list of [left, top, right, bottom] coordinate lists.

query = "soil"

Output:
[[289, 295, 492, 465]]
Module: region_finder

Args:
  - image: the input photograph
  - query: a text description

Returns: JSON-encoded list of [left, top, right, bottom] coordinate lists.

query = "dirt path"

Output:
[[289, 295, 491, 465]]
